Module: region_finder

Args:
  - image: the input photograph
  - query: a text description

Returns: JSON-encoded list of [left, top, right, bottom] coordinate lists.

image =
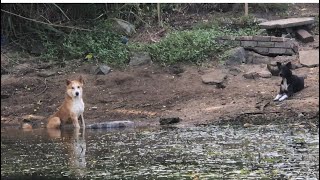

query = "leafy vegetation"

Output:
[[2, 4, 260, 67], [147, 17, 259, 65]]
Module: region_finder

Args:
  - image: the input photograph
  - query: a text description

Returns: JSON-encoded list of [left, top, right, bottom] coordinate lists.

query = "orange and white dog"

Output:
[[47, 76, 85, 129]]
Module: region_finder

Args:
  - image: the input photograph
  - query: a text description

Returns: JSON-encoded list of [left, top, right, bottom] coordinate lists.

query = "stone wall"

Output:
[[216, 36, 299, 56]]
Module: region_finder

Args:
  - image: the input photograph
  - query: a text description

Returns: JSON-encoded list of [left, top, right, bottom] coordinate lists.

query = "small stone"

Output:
[[243, 71, 259, 79], [21, 123, 33, 130], [258, 70, 272, 78], [298, 113, 304, 118], [267, 63, 280, 76], [299, 50, 319, 67], [92, 65, 111, 75], [159, 117, 181, 125], [201, 70, 228, 88], [228, 67, 242, 76], [243, 123, 253, 128]]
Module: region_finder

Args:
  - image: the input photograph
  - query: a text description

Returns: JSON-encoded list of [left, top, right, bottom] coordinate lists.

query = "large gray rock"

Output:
[[129, 52, 151, 66], [246, 51, 270, 64], [201, 70, 228, 88], [299, 50, 319, 67], [296, 29, 314, 43], [224, 47, 246, 65], [259, 17, 315, 29], [91, 65, 111, 75], [114, 18, 136, 36], [243, 71, 259, 79]]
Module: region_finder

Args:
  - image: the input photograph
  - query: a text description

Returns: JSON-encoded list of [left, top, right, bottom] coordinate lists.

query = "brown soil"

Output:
[[1, 50, 319, 129], [1, 4, 319, 129]]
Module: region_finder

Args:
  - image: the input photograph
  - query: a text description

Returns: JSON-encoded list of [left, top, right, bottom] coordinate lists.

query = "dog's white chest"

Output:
[[281, 78, 289, 91], [72, 98, 84, 116]]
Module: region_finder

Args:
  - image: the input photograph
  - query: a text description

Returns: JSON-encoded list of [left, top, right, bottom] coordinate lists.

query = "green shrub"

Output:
[[63, 31, 129, 66], [147, 25, 259, 65], [40, 20, 130, 67]]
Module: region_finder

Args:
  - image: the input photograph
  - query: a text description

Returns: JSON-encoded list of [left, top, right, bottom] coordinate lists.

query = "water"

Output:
[[1, 125, 319, 179]]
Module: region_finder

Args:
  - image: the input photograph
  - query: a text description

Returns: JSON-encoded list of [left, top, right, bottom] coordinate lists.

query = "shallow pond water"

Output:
[[1, 124, 319, 179]]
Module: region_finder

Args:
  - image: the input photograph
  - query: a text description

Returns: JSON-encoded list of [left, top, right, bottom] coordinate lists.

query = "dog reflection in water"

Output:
[[47, 127, 86, 178]]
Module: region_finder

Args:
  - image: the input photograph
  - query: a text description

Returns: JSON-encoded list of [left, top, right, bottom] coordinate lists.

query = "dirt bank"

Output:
[[1, 49, 319, 129]]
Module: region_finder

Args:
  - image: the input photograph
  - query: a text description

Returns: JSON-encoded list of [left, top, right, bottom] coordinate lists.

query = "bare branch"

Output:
[[52, 3, 70, 21], [1, 9, 91, 31]]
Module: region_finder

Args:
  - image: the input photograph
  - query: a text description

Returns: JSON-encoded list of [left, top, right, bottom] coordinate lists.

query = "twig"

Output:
[[40, 15, 52, 23], [36, 78, 48, 96], [240, 111, 281, 115], [52, 3, 70, 21], [1, 9, 91, 31], [1, 52, 19, 65]]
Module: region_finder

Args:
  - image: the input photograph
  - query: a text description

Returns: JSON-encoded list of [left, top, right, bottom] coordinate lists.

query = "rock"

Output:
[[259, 17, 315, 29], [1, 94, 10, 99], [299, 50, 319, 67], [228, 67, 243, 76], [224, 47, 246, 65], [243, 71, 259, 79], [258, 70, 272, 78], [246, 51, 270, 64], [114, 18, 136, 36], [21, 123, 33, 130], [295, 29, 314, 43], [129, 52, 151, 66], [256, 29, 268, 36], [37, 70, 56, 77], [243, 123, 253, 128], [22, 115, 45, 121], [159, 117, 181, 125], [267, 63, 280, 76], [91, 65, 111, 75], [86, 120, 134, 129], [255, 18, 268, 23], [201, 70, 228, 88], [168, 65, 184, 75]]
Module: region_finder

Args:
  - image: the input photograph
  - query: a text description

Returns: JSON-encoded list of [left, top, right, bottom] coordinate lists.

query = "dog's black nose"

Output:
[[75, 92, 79, 96]]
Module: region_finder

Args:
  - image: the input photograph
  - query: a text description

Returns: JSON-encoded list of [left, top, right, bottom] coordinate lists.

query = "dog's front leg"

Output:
[[279, 86, 292, 102], [71, 113, 80, 129], [274, 86, 285, 101], [80, 113, 85, 128], [278, 94, 288, 101], [274, 94, 283, 101]]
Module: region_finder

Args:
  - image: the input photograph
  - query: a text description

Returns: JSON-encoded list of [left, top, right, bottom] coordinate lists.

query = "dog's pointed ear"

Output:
[[79, 76, 84, 84], [286, 62, 292, 69], [276, 62, 281, 68], [66, 79, 71, 85]]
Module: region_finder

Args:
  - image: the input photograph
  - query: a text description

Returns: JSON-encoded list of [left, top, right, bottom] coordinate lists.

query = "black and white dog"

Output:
[[273, 62, 304, 102]]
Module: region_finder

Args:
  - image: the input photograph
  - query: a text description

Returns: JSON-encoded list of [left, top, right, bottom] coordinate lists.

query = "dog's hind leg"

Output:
[[47, 117, 61, 129]]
